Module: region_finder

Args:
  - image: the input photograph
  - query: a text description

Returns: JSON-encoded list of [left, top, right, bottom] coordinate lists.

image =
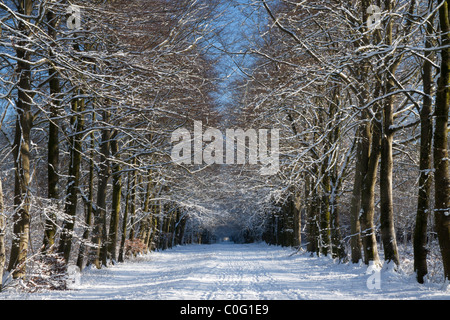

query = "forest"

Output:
[[0, 0, 449, 293]]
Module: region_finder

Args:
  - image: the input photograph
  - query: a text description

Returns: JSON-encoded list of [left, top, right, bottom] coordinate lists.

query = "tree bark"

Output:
[[128, 162, 138, 241], [328, 88, 345, 260], [58, 95, 85, 262], [91, 109, 111, 268], [360, 115, 382, 266], [349, 121, 369, 263], [118, 171, 132, 262], [379, 0, 400, 267], [433, 0, 450, 281], [8, 0, 34, 279], [349, 0, 377, 264], [306, 175, 318, 254], [0, 180, 6, 290], [108, 136, 122, 262], [293, 193, 301, 248], [76, 112, 96, 270], [43, 8, 61, 253], [414, 3, 435, 283], [147, 203, 159, 252], [320, 163, 331, 256], [138, 172, 152, 253], [330, 168, 345, 261]]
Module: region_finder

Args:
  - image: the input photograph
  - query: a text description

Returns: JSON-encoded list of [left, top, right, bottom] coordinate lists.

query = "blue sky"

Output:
[[0, 0, 268, 125], [203, 0, 263, 112]]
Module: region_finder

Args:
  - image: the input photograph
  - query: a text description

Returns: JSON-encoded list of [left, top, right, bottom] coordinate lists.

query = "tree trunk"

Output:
[[320, 163, 331, 256], [147, 203, 159, 252], [306, 175, 318, 254], [293, 193, 301, 248], [108, 136, 122, 262], [328, 88, 345, 260], [91, 109, 111, 268], [76, 112, 95, 270], [349, 121, 369, 263], [349, 0, 377, 264], [379, 101, 400, 266], [159, 201, 167, 249], [118, 171, 132, 262], [164, 205, 173, 250], [128, 161, 138, 241], [330, 170, 345, 261], [8, 0, 34, 279], [360, 116, 382, 266], [433, 0, 450, 281], [379, 0, 400, 267], [0, 180, 6, 290], [58, 95, 85, 262], [414, 4, 435, 283], [43, 8, 61, 253], [350, 121, 370, 263], [138, 173, 152, 252]]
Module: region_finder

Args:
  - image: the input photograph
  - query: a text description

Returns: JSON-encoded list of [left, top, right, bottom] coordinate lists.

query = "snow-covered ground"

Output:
[[1, 242, 449, 300]]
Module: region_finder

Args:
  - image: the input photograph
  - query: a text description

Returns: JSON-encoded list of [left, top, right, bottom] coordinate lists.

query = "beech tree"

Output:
[[414, 0, 436, 283], [0, 0, 219, 283], [5, 0, 34, 280], [433, 0, 450, 281], [0, 179, 5, 290], [227, 0, 448, 281], [0, 0, 448, 290]]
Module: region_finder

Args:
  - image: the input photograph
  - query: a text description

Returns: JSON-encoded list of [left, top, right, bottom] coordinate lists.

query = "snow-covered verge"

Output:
[[0, 242, 449, 300]]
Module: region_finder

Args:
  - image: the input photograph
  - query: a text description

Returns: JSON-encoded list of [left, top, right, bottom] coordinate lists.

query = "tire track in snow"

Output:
[[202, 243, 289, 300], [203, 246, 246, 300], [11, 242, 447, 300]]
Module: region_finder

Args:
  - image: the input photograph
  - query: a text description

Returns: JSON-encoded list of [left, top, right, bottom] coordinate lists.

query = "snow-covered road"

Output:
[[2, 242, 449, 300]]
